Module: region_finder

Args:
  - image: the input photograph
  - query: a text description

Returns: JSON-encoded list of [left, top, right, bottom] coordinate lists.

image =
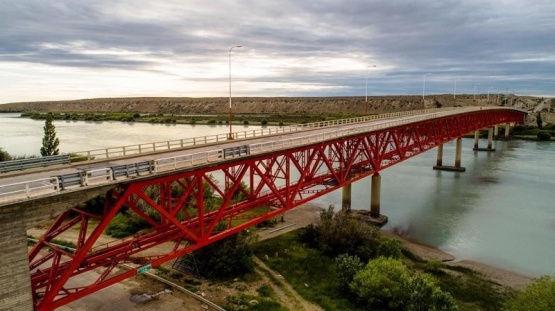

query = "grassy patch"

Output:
[[437, 272, 508, 311], [254, 231, 362, 311], [225, 294, 288, 311], [253, 229, 509, 311], [257, 284, 275, 298]]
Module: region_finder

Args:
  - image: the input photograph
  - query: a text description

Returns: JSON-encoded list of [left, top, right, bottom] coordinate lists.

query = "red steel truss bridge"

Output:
[[0, 107, 526, 310]]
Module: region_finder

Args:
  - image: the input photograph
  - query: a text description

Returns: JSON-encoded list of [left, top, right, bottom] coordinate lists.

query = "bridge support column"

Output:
[[474, 127, 496, 152], [436, 144, 443, 167], [433, 138, 466, 172], [351, 173, 387, 226], [487, 128, 494, 149], [341, 183, 352, 212], [504, 123, 511, 139], [494, 125, 499, 139], [455, 137, 463, 168], [473, 130, 480, 149], [370, 173, 381, 218], [0, 206, 34, 310]]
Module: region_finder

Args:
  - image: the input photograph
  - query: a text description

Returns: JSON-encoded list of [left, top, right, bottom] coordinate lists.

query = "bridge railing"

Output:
[[68, 108, 455, 162], [0, 177, 59, 204], [0, 154, 70, 173], [1, 107, 496, 205]]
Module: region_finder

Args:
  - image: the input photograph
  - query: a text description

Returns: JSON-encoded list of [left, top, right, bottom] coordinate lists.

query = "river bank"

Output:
[[380, 230, 533, 290], [269, 203, 533, 291]]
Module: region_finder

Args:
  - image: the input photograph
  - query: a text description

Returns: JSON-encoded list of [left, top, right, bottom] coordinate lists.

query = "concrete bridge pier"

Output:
[[494, 125, 499, 139], [0, 206, 34, 311], [504, 123, 511, 139], [370, 173, 381, 218], [433, 138, 466, 172], [473, 128, 496, 152], [352, 172, 388, 226], [341, 183, 352, 212], [435, 144, 444, 167], [366, 173, 388, 225]]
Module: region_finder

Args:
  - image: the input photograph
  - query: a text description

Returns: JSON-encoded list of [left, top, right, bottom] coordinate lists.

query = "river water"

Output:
[[1, 113, 553, 277]]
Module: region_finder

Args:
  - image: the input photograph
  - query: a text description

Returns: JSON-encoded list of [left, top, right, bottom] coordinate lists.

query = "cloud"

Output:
[[1, 0, 554, 103]]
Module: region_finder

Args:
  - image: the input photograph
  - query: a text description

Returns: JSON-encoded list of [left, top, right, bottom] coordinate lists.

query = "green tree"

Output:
[[377, 237, 402, 258], [350, 257, 411, 309], [350, 257, 457, 310], [0, 148, 11, 162], [40, 113, 60, 156], [334, 254, 364, 291], [316, 206, 381, 261], [405, 273, 458, 311], [502, 276, 555, 311], [191, 230, 256, 280], [536, 112, 543, 129]]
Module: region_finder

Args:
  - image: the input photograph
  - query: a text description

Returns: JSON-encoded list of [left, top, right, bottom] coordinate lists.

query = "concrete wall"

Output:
[[0, 203, 34, 310]]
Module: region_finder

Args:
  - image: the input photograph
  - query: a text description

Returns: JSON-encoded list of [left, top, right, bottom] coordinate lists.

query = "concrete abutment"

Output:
[[0, 204, 34, 311]]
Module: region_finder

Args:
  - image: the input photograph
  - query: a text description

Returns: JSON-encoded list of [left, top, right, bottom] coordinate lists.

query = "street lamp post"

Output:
[[453, 79, 459, 106], [365, 65, 376, 115], [422, 73, 431, 103], [487, 87, 493, 103], [473, 83, 480, 103], [228, 45, 242, 140]]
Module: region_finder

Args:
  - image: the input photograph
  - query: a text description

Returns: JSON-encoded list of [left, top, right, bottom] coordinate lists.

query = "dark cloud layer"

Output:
[[1, 0, 553, 102]]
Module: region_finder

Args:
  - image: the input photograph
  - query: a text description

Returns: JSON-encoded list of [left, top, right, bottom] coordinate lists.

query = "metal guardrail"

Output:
[[0, 154, 70, 173], [1, 107, 520, 205]]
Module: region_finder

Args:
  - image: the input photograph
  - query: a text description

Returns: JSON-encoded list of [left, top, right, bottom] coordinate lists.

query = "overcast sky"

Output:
[[1, 0, 554, 103]]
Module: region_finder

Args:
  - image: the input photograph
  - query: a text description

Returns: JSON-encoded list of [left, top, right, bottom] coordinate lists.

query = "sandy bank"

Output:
[[381, 229, 533, 290]]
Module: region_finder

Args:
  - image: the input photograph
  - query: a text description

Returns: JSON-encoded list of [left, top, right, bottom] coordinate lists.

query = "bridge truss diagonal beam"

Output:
[[29, 109, 525, 310]]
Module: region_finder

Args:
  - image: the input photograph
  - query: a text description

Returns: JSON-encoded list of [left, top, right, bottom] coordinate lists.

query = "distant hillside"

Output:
[[0, 95, 536, 115]]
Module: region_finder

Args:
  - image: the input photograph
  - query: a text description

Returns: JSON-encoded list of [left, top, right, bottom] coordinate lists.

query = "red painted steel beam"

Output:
[[31, 109, 525, 310]]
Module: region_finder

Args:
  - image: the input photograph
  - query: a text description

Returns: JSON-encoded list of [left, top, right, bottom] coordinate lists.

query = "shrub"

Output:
[[405, 273, 458, 311], [350, 257, 457, 310], [189, 230, 256, 280], [315, 206, 381, 262], [69, 152, 93, 163], [377, 238, 402, 258], [537, 130, 551, 141], [257, 284, 274, 297], [334, 254, 364, 291], [502, 276, 555, 311], [0, 148, 11, 162], [350, 257, 411, 309]]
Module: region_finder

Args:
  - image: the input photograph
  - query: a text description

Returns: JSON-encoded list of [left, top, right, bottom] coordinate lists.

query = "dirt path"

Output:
[[253, 256, 323, 311]]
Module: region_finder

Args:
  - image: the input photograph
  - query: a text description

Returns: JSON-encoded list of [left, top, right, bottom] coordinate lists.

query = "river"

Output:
[[1, 113, 553, 277]]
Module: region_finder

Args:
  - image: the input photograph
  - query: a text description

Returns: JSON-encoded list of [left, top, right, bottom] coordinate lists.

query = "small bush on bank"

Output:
[[0, 148, 11, 162], [537, 130, 551, 141], [502, 276, 555, 311]]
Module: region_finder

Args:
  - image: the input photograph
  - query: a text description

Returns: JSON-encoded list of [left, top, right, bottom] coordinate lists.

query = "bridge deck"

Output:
[[0, 107, 520, 207]]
